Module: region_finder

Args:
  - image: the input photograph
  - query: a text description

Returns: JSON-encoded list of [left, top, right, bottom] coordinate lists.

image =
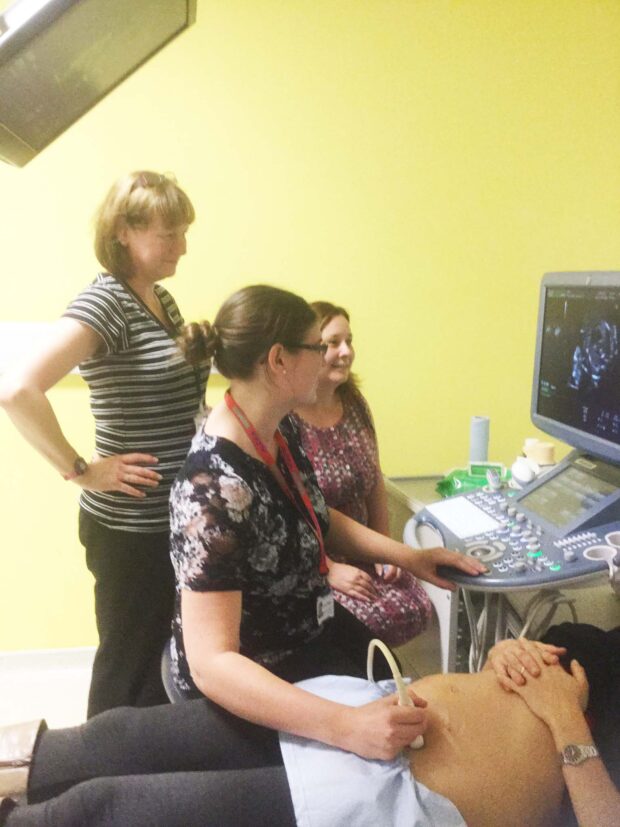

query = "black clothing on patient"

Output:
[[542, 622, 620, 827]]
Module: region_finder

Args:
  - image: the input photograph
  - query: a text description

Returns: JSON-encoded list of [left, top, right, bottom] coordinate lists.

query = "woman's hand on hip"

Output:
[[336, 692, 428, 760], [328, 562, 377, 601], [78, 452, 162, 497]]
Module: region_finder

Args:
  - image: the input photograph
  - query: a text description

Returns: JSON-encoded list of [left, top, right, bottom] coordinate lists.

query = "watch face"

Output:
[[564, 744, 581, 764], [562, 744, 598, 765]]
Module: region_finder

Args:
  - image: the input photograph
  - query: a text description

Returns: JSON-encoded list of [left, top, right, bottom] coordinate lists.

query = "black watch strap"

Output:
[[62, 456, 88, 481]]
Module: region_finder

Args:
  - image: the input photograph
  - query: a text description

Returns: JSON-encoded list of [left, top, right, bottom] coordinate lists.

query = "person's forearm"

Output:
[[189, 650, 352, 748], [327, 507, 415, 568], [548, 706, 620, 827], [0, 318, 101, 478], [0, 382, 81, 476]]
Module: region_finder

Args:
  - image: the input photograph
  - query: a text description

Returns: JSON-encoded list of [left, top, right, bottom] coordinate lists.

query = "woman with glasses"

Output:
[[292, 301, 432, 647], [165, 285, 483, 746], [0, 171, 209, 717]]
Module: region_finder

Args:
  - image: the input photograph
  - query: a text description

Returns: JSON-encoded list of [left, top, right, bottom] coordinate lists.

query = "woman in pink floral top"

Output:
[[293, 302, 432, 646]]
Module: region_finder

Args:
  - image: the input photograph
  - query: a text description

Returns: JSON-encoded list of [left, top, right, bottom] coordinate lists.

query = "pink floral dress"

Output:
[[292, 393, 431, 646]]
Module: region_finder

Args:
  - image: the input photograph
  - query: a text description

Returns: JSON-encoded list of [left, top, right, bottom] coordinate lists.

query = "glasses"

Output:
[[286, 342, 328, 356]]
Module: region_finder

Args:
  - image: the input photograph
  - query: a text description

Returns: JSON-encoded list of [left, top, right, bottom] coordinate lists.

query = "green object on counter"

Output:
[[435, 466, 512, 498]]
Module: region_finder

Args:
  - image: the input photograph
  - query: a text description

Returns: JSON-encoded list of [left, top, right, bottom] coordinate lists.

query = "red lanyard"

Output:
[[225, 390, 328, 575]]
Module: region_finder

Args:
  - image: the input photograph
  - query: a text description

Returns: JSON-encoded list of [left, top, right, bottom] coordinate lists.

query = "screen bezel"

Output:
[[530, 271, 620, 464]]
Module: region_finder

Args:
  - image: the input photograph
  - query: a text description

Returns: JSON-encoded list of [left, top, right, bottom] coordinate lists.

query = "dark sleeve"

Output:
[[63, 282, 128, 354], [170, 465, 254, 593]]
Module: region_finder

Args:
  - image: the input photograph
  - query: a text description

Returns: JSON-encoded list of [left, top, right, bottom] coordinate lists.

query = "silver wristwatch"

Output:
[[560, 743, 599, 766]]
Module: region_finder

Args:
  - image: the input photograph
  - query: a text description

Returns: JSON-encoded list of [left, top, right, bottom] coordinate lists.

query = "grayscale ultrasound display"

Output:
[[537, 287, 620, 445]]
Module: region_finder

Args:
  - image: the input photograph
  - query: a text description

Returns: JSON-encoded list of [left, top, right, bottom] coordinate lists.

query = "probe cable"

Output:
[[366, 638, 424, 749]]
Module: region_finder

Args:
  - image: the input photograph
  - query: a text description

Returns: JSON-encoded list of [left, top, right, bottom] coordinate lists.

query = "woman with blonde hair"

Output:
[[0, 171, 209, 716]]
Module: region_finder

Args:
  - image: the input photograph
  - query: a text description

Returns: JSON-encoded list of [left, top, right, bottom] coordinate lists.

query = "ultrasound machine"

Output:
[[405, 271, 620, 672]]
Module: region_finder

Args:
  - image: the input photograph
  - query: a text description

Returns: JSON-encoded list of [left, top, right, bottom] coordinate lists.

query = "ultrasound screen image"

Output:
[[537, 287, 620, 445]]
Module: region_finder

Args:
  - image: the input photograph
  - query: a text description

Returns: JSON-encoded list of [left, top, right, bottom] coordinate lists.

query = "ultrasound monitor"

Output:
[[531, 272, 620, 465]]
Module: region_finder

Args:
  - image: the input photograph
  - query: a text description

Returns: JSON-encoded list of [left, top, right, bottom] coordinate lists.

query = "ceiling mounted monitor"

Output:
[[0, 0, 197, 167]]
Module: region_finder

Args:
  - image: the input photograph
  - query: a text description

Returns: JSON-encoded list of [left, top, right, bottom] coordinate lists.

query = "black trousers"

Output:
[[541, 623, 620, 771], [10, 767, 295, 827], [79, 510, 176, 717], [6, 698, 293, 827]]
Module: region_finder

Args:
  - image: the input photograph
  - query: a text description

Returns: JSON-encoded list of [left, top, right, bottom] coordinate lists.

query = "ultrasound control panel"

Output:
[[415, 479, 620, 590]]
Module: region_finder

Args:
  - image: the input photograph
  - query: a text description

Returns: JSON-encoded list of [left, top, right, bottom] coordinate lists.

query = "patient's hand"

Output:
[[486, 637, 566, 690], [506, 657, 589, 733]]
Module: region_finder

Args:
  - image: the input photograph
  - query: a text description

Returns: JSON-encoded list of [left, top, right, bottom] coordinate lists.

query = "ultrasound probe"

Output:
[[367, 638, 425, 750]]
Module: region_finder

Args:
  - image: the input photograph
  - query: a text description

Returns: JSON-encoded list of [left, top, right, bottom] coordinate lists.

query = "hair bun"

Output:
[[178, 320, 217, 366]]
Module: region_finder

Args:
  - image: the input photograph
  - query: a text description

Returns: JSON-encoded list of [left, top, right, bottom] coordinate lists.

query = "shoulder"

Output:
[[280, 414, 311, 461], [178, 432, 255, 495], [171, 433, 256, 530], [63, 274, 131, 352], [287, 410, 301, 428], [279, 415, 328, 513], [288, 409, 318, 439], [344, 389, 375, 431], [66, 273, 126, 317], [281, 412, 301, 440]]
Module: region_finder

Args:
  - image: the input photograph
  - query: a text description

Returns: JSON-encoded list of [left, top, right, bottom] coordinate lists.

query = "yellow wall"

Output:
[[1, 0, 620, 649]]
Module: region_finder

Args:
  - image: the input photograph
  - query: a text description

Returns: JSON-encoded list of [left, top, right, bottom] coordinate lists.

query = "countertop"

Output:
[[386, 476, 442, 513]]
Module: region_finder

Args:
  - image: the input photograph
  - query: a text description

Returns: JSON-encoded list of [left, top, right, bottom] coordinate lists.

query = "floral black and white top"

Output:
[[169, 415, 331, 696]]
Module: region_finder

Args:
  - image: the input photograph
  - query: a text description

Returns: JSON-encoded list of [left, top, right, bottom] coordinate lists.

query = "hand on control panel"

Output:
[[408, 546, 488, 590]]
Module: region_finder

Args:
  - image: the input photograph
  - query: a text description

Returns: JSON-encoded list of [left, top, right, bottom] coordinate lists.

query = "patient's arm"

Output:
[[506, 654, 620, 827]]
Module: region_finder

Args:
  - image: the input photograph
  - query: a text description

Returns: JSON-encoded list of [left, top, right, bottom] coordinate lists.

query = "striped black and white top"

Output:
[[64, 273, 210, 533]]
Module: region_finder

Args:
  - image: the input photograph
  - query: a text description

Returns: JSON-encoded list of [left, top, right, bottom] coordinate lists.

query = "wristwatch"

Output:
[[560, 743, 600, 766], [62, 456, 88, 481]]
